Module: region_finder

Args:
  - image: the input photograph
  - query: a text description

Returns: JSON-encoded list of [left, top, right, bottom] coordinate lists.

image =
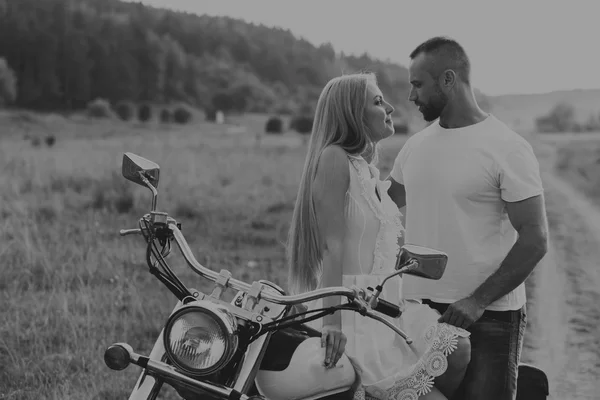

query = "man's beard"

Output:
[[420, 104, 442, 122], [419, 87, 447, 122]]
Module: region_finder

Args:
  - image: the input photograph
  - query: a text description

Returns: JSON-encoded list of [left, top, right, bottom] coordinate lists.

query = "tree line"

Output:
[[0, 0, 417, 116]]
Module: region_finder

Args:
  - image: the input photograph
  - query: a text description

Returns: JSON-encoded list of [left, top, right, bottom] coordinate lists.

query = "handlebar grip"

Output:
[[374, 298, 401, 318], [120, 229, 142, 236]]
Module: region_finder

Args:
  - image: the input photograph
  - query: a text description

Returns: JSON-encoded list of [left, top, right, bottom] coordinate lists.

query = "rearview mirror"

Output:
[[122, 153, 160, 189], [395, 244, 448, 280]]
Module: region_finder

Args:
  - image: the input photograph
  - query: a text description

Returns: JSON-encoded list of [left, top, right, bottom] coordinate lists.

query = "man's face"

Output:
[[408, 53, 448, 122]]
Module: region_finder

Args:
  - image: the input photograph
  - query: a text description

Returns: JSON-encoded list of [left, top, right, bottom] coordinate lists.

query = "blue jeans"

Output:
[[423, 300, 527, 400]]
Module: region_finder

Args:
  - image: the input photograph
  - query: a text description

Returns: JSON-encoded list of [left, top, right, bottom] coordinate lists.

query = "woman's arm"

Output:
[[311, 145, 350, 366]]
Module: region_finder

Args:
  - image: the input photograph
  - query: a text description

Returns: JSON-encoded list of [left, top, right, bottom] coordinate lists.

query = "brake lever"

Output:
[[349, 287, 411, 343], [365, 310, 412, 344]]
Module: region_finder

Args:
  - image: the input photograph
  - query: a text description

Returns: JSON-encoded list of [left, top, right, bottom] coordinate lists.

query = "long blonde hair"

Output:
[[287, 72, 378, 295]]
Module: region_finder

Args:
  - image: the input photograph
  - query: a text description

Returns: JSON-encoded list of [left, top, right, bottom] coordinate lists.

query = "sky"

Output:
[[128, 0, 599, 96]]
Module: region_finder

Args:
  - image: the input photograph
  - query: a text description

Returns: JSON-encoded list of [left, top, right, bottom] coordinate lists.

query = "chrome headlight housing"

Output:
[[163, 301, 239, 376]]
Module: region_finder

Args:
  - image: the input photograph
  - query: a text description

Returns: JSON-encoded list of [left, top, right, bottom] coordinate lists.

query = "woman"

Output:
[[286, 72, 471, 400]]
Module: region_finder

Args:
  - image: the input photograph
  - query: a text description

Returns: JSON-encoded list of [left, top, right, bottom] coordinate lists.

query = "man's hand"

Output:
[[438, 296, 486, 329], [321, 324, 347, 368]]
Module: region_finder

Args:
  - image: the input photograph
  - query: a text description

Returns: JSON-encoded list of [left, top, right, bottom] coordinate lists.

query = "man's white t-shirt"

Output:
[[390, 114, 544, 311]]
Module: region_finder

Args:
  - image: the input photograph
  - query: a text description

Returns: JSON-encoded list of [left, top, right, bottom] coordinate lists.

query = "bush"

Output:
[[205, 108, 217, 122], [393, 123, 409, 134], [159, 108, 171, 124], [173, 106, 193, 124], [535, 102, 576, 133], [0, 57, 17, 106], [115, 101, 134, 121], [45, 135, 56, 147], [265, 117, 283, 134], [290, 115, 313, 134], [86, 98, 114, 119], [138, 103, 152, 122]]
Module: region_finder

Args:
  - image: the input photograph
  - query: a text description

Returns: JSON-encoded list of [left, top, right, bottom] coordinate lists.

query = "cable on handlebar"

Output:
[[140, 218, 193, 301], [246, 304, 360, 345]]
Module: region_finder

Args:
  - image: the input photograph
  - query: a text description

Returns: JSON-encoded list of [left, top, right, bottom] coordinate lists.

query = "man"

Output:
[[387, 36, 549, 400]]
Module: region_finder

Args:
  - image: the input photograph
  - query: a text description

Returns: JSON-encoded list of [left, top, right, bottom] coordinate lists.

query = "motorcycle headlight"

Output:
[[163, 301, 239, 376]]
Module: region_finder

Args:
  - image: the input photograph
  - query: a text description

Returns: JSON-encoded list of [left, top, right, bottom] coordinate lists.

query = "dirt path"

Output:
[[524, 140, 600, 399]]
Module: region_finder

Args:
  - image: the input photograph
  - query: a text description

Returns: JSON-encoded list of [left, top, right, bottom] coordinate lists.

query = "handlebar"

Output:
[[167, 220, 410, 341], [167, 221, 357, 305], [121, 216, 411, 343]]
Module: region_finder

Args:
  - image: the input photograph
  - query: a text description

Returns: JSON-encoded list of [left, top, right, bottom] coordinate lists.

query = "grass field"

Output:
[[0, 110, 409, 399], [1, 110, 599, 399], [553, 137, 600, 202]]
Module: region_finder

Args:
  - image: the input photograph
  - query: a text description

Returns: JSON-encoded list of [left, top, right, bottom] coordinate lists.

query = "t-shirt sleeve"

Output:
[[390, 139, 410, 184], [498, 140, 544, 202]]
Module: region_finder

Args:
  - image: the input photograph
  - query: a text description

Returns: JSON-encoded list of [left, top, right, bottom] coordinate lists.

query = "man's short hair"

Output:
[[409, 36, 471, 85]]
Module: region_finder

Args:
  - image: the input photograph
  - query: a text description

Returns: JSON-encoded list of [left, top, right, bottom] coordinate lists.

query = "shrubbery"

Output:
[[138, 103, 152, 122], [205, 107, 217, 122], [535, 102, 600, 133], [265, 116, 283, 134], [86, 98, 114, 119], [173, 105, 193, 124], [290, 115, 313, 134], [115, 101, 134, 121], [159, 108, 171, 123], [0, 57, 17, 106]]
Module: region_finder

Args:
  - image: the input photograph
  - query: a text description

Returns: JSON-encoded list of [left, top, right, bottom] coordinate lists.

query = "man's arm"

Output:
[[471, 194, 549, 306], [387, 137, 410, 211], [439, 194, 549, 328], [386, 176, 407, 209], [387, 177, 407, 249]]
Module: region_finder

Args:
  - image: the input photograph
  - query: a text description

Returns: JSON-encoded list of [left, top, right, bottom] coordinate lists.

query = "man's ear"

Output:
[[441, 69, 456, 89]]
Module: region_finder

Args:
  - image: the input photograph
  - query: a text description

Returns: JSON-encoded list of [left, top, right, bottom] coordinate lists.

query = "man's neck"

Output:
[[438, 89, 489, 129]]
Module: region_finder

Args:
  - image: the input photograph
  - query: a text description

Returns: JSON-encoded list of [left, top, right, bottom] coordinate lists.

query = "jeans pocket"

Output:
[[480, 311, 512, 325]]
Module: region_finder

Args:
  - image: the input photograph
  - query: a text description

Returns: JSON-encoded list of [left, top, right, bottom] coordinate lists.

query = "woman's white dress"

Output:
[[308, 154, 470, 400]]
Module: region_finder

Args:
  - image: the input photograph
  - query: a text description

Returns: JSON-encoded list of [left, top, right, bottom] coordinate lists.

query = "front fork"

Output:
[[126, 301, 183, 400], [122, 294, 275, 399]]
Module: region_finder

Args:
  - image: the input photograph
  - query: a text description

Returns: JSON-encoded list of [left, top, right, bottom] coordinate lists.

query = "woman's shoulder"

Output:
[[313, 145, 351, 194], [317, 145, 351, 173], [320, 144, 350, 160]]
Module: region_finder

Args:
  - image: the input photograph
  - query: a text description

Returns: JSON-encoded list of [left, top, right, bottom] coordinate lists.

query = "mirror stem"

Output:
[[397, 259, 419, 276], [369, 259, 418, 306], [139, 171, 159, 211]]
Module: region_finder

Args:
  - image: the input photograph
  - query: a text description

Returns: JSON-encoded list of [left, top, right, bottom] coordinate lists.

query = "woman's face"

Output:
[[364, 81, 395, 142]]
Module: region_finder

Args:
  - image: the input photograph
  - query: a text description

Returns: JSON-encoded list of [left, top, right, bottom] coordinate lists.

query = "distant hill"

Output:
[[489, 88, 600, 133]]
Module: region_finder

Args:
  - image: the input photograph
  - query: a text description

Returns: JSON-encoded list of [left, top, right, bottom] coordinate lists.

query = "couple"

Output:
[[286, 37, 549, 400]]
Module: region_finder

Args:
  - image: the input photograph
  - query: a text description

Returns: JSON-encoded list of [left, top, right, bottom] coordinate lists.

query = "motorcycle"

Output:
[[104, 152, 550, 400]]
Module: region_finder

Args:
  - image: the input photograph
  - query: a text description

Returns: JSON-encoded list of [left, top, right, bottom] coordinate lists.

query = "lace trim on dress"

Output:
[[352, 323, 470, 400], [345, 156, 471, 400], [348, 156, 403, 274]]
